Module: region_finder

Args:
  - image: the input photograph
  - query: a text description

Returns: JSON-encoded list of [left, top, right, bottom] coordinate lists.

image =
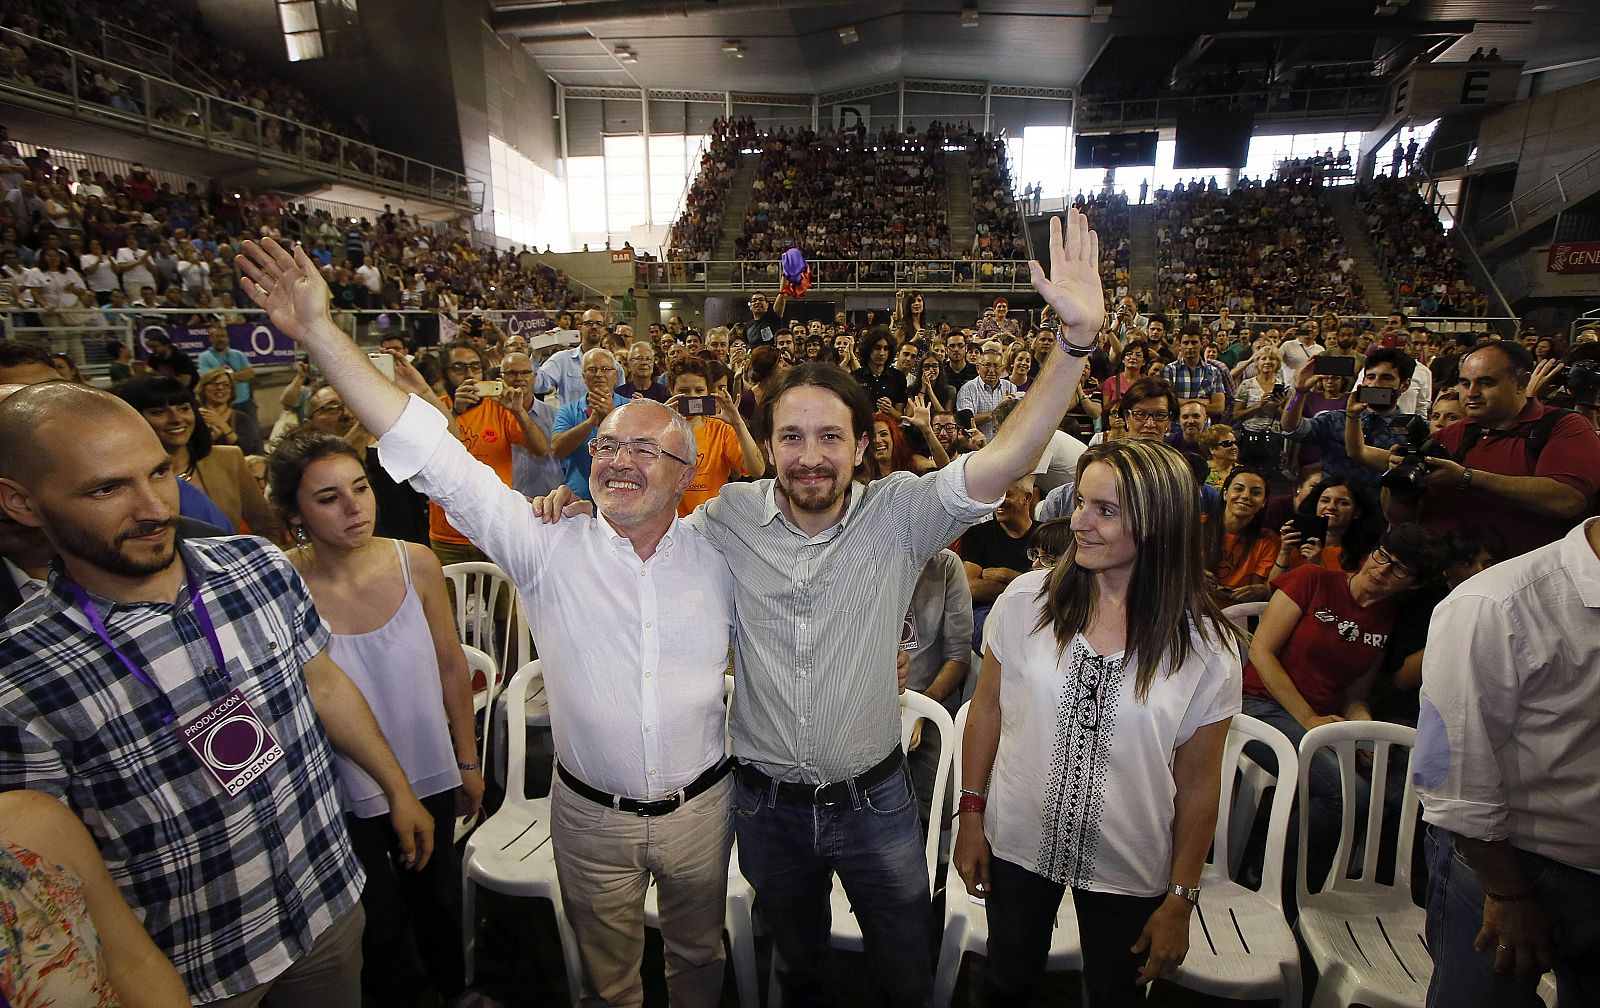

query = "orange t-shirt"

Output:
[[678, 418, 752, 517], [1215, 530, 1281, 589], [1286, 541, 1344, 573], [428, 397, 521, 545]]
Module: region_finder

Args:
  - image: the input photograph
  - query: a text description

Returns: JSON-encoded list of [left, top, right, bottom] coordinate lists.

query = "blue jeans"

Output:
[[1425, 828, 1600, 1008], [984, 857, 1165, 1007], [1241, 694, 1373, 895], [732, 757, 932, 1008]]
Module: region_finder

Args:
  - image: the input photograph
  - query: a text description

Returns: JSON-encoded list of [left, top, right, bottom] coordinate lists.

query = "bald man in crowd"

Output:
[[236, 235, 740, 1008], [551, 347, 629, 500], [0, 382, 433, 1005]]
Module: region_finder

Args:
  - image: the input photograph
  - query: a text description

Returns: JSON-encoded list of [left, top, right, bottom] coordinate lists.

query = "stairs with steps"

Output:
[[1327, 187, 1395, 317], [944, 151, 976, 257], [710, 155, 759, 283], [1126, 204, 1157, 300]]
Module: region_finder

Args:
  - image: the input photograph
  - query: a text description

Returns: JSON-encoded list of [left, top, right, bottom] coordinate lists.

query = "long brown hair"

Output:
[[1033, 439, 1243, 701]]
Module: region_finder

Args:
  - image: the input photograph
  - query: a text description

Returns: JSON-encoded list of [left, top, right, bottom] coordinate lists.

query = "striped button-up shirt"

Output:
[[1162, 358, 1229, 403], [691, 458, 995, 782], [0, 538, 361, 1003]]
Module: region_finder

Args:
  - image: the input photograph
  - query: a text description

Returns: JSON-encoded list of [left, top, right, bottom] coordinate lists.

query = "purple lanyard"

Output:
[[65, 569, 230, 726]]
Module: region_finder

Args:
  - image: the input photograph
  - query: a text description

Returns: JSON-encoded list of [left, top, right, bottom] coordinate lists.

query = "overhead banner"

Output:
[[1547, 241, 1600, 274], [135, 321, 297, 365]]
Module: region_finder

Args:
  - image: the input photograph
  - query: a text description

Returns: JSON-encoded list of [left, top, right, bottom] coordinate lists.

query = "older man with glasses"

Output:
[[537, 307, 610, 407], [235, 236, 740, 1007], [551, 347, 630, 500]]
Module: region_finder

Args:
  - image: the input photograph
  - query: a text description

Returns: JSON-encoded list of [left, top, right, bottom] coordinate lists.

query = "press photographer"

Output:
[[1380, 340, 1600, 558]]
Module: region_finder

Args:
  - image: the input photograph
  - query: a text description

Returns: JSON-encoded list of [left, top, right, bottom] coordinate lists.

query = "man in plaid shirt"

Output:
[[0, 382, 434, 1006], [1161, 323, 1228, 418]]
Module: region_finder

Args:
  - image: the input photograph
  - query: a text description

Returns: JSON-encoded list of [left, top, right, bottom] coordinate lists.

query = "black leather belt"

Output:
[[735, 747, 904, 805], [556, 758, 731, 817]]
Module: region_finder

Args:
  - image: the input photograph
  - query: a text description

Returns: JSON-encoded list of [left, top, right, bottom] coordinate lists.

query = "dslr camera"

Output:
[[1380, 414, 1450, 501]]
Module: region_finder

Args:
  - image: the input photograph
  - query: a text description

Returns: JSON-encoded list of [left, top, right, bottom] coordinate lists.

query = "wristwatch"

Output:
[[1459, 468, 1475, 489], [1168, 883, 1201, 906]]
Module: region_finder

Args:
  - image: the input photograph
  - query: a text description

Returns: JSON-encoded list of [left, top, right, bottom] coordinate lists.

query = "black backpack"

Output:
[[1450, 408, 1575, 470]]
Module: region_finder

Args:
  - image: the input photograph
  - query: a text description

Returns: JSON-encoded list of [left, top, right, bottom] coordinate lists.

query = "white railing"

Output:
[[637, 258, 1036, 291]]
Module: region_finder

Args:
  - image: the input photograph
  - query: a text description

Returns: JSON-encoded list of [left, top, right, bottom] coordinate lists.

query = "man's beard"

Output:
[[41, 507, 178, 580], [778, 463, 849, 513]]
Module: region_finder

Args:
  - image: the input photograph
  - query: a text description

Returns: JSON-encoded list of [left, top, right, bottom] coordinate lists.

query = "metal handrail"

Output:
[[636, 258, 1037, 292], [0, 27, 480, 213], [1421, 183, 1519, 325], [1472, 146, 1600, 245], [1179, 311, 1515, 334]]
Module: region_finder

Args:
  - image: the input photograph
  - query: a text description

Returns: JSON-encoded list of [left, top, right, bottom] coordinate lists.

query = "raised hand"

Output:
[[1029, 209, 1106, 337], [235, 237, 333, 342], [906, 394, 932, 429]]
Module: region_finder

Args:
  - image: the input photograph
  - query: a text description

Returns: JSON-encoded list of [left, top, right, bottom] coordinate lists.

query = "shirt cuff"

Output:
[[938, 453, 1002, 517], [375, 394, 450, 483]]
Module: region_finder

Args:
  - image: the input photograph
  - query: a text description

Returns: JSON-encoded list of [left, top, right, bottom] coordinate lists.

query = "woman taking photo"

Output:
[[955, 440, 1244, 1006], [666, 356, 764, 515], [1279, 476, 1377, 573], [1204, 467, 1279, 604], [269, 429, 482, 1008]]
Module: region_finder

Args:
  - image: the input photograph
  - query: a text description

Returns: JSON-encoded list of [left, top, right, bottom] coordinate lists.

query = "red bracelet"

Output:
[[957, 793, 987, 815]]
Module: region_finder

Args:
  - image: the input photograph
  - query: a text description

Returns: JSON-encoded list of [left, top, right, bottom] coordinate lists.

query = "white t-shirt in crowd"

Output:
[[982, 569, 1242, 895], [1033, 429, 1089, 479], [1278, 337, 1323, 387], [114, 246, 156, 287], [80, 253, 118, 292]]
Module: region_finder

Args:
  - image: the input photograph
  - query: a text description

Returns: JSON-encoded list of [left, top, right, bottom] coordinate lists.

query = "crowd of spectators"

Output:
[[0, 126, 576, 363], [1360, 176, 1490, 318], [664, 116, 754, 263], [668, 122, 1027, 286], [1154, 178, 1366, 317], [0, 4, 446, 190], [734, 123, 952, 266]]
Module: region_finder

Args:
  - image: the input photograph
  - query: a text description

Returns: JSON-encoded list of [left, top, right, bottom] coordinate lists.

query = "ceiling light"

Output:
[[1090, 3, 1113, 23], [839, 25, 859, 44], [960, 5, 979, 27]]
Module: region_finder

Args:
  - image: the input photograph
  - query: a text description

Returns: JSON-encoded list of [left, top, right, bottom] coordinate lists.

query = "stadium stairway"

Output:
[[1328, 186, 1396, 317], [711, 154, 759, 282], [945, 151, 976, 256], [1128, 203, 1158, 297]]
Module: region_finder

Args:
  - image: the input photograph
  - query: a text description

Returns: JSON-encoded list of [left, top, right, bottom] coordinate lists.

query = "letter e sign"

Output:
[[1461, 70, 1490, 105]]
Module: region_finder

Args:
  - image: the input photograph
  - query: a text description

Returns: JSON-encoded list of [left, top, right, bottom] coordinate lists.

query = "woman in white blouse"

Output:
[[953, 439, 1244, 1006]]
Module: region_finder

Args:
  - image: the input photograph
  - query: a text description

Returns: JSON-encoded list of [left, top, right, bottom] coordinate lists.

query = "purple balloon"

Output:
[[375, 313, 390, 329]]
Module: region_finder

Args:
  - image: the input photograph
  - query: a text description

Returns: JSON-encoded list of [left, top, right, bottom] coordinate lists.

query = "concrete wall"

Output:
[[1476, 78, 1600, 204]]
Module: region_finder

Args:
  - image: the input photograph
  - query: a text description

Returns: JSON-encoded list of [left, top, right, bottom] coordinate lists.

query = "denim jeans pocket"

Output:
[[732, 775, 765, 820], [863, 767, 915, 816]]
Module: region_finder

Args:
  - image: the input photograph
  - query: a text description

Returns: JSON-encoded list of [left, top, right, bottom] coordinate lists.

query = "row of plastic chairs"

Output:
[[439, 578, 1528, 1008]]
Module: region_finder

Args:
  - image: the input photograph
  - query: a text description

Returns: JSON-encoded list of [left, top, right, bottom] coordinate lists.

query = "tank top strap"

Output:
[[393, 537, 413, 588]]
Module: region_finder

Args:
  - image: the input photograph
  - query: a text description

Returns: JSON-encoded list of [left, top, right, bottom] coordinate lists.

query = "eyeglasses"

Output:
[[1077, 652, 1108, 731], [447, 361, 483, 374], [581, 319, 606, 327], [1026, 548, 1058, 567], [1371, 546, 1418, 580], [1127, 410, 1172, 424], [312, 401, 349, 416], [583, 366, 618, 376], [1217, 440, 1238, 448], [931, 423, 960, 433], [501, 368, 534, 378], [589, 436, 691, 466]]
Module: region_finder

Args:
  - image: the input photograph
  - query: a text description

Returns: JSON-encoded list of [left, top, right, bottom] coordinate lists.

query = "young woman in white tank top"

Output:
[[269, 428, 485, 1008]]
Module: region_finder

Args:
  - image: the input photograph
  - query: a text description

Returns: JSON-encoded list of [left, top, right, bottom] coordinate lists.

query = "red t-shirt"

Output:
[[1427, 401, 1600, 557], [1242, 564, 1396, 716]]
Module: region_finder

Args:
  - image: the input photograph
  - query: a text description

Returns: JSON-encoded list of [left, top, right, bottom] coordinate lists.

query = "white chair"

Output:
[[1168, 713, 1303, 1008], [769, 690, 956, 1008], [1222, 600, 1268, 636], [461, 659, 582, 1005], [455, 644, 498, 842], [933, 701, 1086, 1007], [1294, 720, 1429, 1008], [442, 561, 534, 675]]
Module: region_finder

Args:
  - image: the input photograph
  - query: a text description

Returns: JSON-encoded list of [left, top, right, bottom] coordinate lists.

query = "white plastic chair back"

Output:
[[442, 561, 532, 673], [1214, 712, 1298, 906], [455, 644, 497, 840], [1222, 600, 1268, 636], [901, 689, 956, 894], [1295, 719, 1420, 906]]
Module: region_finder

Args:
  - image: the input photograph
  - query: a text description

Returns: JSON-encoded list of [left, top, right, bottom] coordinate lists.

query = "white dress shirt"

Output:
[[1414, 518, 1600, 872], [4, 556, 45, 605], [378, 395, 736, 799]]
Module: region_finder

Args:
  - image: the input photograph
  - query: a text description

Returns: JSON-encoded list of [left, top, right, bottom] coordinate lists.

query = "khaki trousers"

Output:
[[551, 771, 734, 1008], [204, 903, 364, 1008]]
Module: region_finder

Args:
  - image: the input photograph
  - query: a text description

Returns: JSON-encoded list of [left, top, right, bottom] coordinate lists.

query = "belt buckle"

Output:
[[814, 780, 833, 806]]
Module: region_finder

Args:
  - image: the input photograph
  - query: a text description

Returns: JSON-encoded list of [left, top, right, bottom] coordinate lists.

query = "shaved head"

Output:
[[0, 383, 140, 486]]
